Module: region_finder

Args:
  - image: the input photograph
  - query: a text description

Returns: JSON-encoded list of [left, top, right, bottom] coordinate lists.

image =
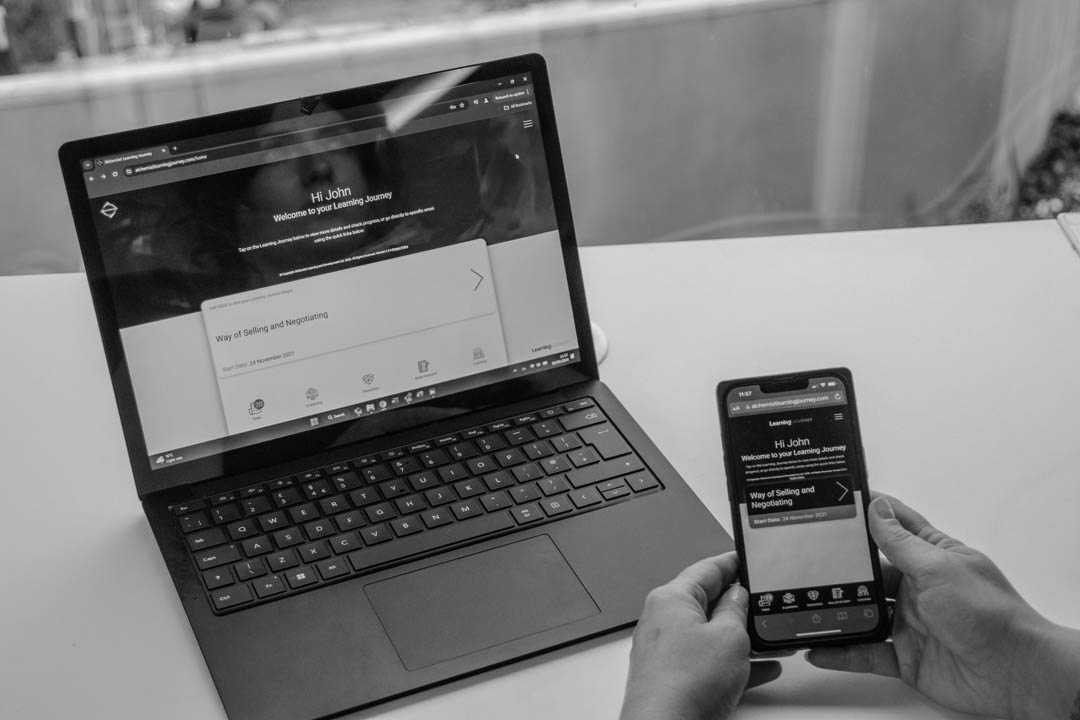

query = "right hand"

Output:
[[806, 494, 1054, 719]]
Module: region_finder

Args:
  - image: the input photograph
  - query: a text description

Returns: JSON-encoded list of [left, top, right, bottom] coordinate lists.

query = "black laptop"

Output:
[[59, 54, 730, 720]]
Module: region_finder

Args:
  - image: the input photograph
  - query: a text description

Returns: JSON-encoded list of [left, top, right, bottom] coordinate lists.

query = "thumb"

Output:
[[710, 581, 749, 625], [867, 496, 938, 575]]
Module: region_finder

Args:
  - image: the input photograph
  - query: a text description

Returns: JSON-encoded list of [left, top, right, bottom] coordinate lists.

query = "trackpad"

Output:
[[365, 535, 600, 670]]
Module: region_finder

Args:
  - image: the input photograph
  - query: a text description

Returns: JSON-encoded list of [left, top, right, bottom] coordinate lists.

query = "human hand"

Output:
[[806, 494, 1066, 719], [620, 552, 782, 720]]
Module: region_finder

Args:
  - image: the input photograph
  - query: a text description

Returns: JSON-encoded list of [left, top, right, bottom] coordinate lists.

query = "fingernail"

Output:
[[872, 498, 894, 519], [729, 583, 748, 605]]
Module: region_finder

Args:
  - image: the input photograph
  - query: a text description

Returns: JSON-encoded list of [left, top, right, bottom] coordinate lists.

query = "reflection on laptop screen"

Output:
[[80, 71, 580, 470]]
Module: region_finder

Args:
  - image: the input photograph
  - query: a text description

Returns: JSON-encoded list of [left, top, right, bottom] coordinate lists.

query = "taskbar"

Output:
[[147, 349, 579, 469]]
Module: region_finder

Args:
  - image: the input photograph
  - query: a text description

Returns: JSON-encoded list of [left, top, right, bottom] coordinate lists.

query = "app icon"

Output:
[[417, 360, 430, 373], [309, 417, 319, 427], [306, 387, 319, 401], [807, 589, 820, 601], [757, 593, 774, 608], [811, 613, 822, 624], [836, 610, 849, 621], [857, 585, 869, 598], [366, 403, 375, 413], [362, 373, 375, 385], [378, 400, 388, 409], [473, 347, 485, 361], [831, 587, 844, 600], [248, 398, 264, 416], [782, 592, 795, 605]]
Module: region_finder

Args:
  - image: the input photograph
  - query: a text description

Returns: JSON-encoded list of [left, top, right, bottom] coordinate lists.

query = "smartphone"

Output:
[[716, 368, 889, 651]]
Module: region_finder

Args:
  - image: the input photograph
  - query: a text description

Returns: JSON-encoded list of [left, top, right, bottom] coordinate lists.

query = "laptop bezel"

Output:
[[58, 53, 600, 499]]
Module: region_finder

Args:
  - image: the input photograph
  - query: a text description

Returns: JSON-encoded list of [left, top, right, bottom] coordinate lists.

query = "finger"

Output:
[[709, 580, 749, 626], [805, 643, 900, 678], [745, 660, 783, 690], [867, 496, 941, 575], [667, 552, 739, 611], [887, 496, 966, 551]]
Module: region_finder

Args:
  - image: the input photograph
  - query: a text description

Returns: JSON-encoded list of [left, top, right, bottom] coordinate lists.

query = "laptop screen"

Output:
[[73, 65, 583, 473]]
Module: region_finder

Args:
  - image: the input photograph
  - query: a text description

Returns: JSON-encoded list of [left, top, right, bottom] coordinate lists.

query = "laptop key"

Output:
[[569, 487, 602, 508], [419, 449, 450, 468], [365, 502, 396, 523], [523, 440, 554, 460], [541, 495, 573, 516], [408, 470, 440, 492], [299, 540, 330, 562], [361, 464, 393, 484], [296, 470, 323, 483], [560, 408, 606, 432], [597, 479, 627, 494], [318, 495, 350, 515], [538, 476, 570, 496], [226, 519, 257, 541], [348, 487, 381, 506], [480, 491, 512, 512], [424, 486, 457, 506], [466, 456, 497, 475], [505, 428, 536, 445], [510, 503, 543, 524], [272, 528, 304, 548], [329, 532, 360, 554], [316, 558, 351, 580], [211, 584, 252, 611], [578, 425, 632, 460], [438, 462, 469, 483], [451, 500, 482, 520], [391, 515, 424, 537], [448, 441, 479, 461], [360, 524, 392, 545], [331, 472, 363, 492], [532, 420, 561, 438], [301, 479, 333, 499], [391, 457, 420, 476], [252, 574, 286, 599], [540, 455, 572, 475], [285, 566, 319, 589], [495, 448, 527, 467], [196, 544, 241, 570], [241, 495, 272, 516], [267, 549, 299, 571], [348, 511, 514, 573], [602, 486, 632, 501], [566, 456, 644, 489], [271, 488, 303, 508], [476, 434, 507, 453], [564, 398, 595, 412], [333, 510, 365, 532], [378, 479, 410, 499], [187, 527, 226, 551], [511, 463, 544, 483], [210, 504, 241, 525], [202, 568, 233, 590], [539, 406, 564, 419], [453, 478, 485, 498], [568, 447, 601, 468], [420, 507, 454, 528], [234, 559, 267, 580], [241, 536, 273, 556], [394, 495, 427, 514], [303, 519, 335, 540], [483, 470, 514, 491], [173, 501, 206, 516], [627, 471, 660, 492], [211, 492, 238, 505], [288, 503, 319, 523], [551, 434, 582, 453], [510, 483, 541, 504]]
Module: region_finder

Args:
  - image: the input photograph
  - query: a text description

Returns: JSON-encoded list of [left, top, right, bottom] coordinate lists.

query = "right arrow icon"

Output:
[[835, 480, 849, 502]]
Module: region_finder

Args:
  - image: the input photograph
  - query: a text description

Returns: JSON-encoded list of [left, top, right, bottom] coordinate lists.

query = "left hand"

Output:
[[620, 552, 783, 720]]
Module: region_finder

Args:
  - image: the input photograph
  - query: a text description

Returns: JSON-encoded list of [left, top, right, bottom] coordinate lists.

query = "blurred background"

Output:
[[3, 0, 1080, 274]]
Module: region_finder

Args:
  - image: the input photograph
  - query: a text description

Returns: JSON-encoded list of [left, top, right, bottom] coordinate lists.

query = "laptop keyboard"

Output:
[[171, 398, 664, 614]]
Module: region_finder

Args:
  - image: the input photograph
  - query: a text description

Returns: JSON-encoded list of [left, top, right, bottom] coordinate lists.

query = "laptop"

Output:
[[59, 54, 730, 720]]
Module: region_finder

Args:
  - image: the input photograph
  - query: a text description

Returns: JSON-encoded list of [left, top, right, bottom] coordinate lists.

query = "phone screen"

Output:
[[720, 371, 887, 646]]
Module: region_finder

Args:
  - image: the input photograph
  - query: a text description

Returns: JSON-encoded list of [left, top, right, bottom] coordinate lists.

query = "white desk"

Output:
[[3, 221, 1080, 719]]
